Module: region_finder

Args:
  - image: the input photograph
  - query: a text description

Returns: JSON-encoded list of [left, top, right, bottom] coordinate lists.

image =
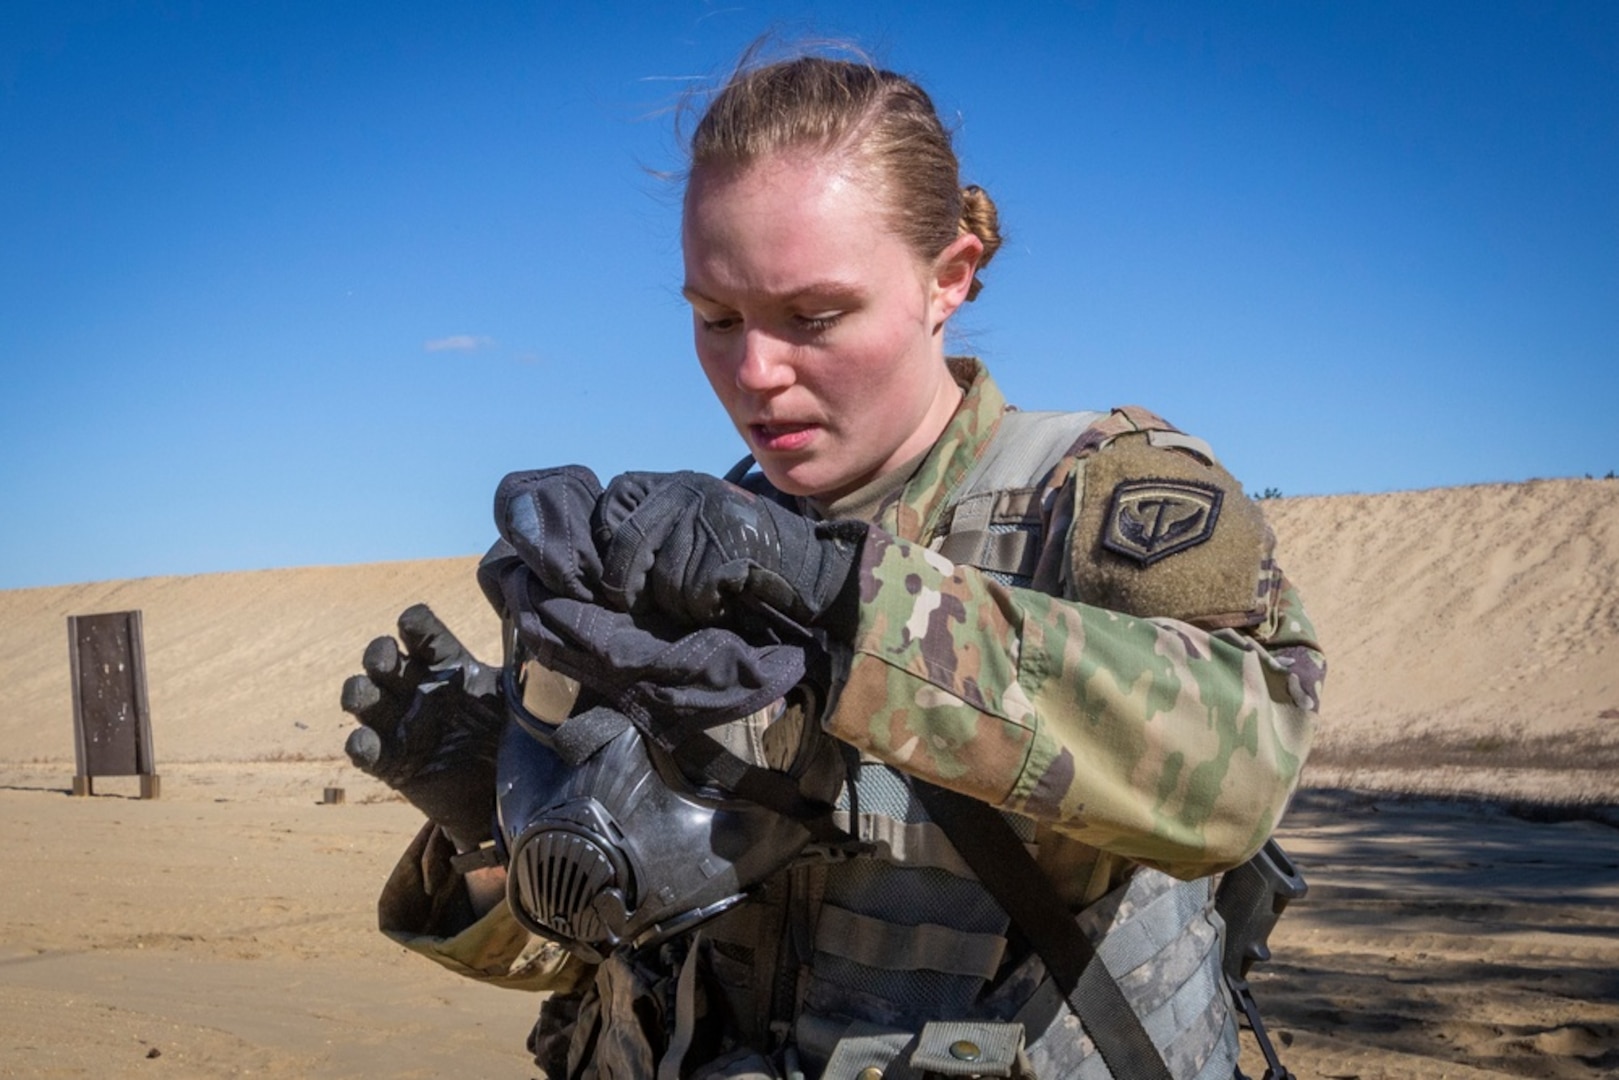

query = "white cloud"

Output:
[[423, 334, 497, 353]]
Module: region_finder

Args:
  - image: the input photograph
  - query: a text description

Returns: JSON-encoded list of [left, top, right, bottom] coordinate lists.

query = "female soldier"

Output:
[[345, 49, 1324, 1080]]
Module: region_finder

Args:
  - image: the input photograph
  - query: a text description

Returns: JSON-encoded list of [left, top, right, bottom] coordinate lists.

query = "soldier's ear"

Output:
[[928, 233, 983, 332]]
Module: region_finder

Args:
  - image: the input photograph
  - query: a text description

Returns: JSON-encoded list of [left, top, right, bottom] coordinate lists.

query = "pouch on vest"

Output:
[[912, 1021, 1034, 1079], [817, 1020, 1033, 1080]]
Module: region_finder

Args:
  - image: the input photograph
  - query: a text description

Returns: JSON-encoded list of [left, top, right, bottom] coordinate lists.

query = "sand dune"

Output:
[[0, 557, 497, 765], [1262, 478, 1619, 800], [1264, 479, 1619, 742], [2, 477, 1617, 1077]]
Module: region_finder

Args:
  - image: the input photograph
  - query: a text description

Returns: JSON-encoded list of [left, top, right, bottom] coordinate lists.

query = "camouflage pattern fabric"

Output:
[[821, 358, 1324, 883], [377, 820, 585, 991]]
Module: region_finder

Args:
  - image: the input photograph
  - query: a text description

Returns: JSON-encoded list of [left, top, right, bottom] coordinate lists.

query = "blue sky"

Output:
[[2, 1, 1615, 590]]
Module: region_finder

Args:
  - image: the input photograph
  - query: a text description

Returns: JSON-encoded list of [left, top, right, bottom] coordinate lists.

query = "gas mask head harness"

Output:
[[492, 618, 849, 964]]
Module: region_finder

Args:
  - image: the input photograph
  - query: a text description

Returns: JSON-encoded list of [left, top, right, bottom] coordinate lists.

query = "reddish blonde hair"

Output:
[[687, 52, 1002, 299]]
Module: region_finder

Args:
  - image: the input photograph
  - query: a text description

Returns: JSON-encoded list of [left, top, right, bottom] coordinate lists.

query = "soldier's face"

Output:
[[682, 152, 980, 501]]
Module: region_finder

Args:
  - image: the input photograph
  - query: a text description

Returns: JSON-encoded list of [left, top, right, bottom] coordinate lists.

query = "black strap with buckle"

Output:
[[913, 780, 1175, 1080]]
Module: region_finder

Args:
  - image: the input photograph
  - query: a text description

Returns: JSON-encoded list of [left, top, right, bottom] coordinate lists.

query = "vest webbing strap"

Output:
[[934, 408, 1103, 573], [914, 780, 1175, 1080], [956, 408, 1107, 497]]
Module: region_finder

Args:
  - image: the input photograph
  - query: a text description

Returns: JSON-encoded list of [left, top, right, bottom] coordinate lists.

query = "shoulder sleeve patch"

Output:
[[1068, 432, 1271, 629], [1101, 478, 1223, 566]]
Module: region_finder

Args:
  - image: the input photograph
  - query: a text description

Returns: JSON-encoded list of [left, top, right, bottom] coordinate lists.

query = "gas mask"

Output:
[[492, 619, 847, 965]]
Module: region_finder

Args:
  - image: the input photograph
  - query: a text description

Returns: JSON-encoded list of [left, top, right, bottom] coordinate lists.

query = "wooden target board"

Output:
[[68, 610, 160, 798]]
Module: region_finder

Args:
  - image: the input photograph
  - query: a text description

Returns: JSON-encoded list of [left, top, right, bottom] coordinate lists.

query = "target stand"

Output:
[[67, 610, 160, 798]]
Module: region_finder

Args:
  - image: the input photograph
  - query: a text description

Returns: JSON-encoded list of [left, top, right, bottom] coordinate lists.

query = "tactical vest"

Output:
[[697, 407, 1240, 1080]]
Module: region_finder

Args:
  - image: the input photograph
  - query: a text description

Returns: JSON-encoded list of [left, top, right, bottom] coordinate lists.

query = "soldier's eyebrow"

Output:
[[681, 281, 864, 307]]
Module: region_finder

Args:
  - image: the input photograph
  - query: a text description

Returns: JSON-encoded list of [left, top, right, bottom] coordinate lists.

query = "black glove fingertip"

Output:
[[399, 603, 478, 671], [344, 724, 383, 770], [340, 673, 382, 716], [498, 468, 607, 602], [362, 635, 403, 680], [593, 471, 663, 537], [741, 566, 802, 620]]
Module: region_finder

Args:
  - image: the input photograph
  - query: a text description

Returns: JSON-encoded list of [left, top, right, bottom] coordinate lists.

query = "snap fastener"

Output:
[[857, 1067, 884, 1080], [949, 1039, 982, 1062]]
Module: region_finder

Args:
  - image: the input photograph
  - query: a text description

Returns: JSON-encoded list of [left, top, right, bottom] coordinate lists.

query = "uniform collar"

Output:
[[877, 357, 1006, 545]]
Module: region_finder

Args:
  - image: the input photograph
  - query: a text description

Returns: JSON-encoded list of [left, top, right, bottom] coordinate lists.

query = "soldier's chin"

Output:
[[771, 466, 864, 504]]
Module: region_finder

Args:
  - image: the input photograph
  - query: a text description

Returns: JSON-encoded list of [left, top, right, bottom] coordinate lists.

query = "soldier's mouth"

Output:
[[750, 423, 816, 453]]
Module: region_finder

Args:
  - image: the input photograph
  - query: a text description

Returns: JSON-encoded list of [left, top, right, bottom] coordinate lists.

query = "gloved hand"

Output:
[[491, 465, 605, 605], [340, 603, 503, 851], [593, 471, 866, 633], [480, 470, 811, 737]]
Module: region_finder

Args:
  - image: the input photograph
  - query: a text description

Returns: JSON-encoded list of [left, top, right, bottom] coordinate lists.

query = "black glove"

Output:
[[491, 465, 604, 604], [340, 604, 503, 851], [593, 471, 866, 633], [479, 471, 810, 737]]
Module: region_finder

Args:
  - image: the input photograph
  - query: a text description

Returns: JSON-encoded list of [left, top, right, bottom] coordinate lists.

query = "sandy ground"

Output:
[[2, 478, 1617, 1077], [0, 765, 542, 1079]]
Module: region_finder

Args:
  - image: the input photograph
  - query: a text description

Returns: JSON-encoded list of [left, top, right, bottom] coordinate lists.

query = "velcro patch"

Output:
[[1101, 479, 1223, 566], [1069, 431, 1270, 629]]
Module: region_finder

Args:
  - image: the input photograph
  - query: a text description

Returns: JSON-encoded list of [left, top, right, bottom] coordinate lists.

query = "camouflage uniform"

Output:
[[377, 357, 1325, 1078], [825, 359, 1322, 885]]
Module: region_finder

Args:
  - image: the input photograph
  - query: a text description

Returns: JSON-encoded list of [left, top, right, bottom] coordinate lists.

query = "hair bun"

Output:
[[959, 185, 1003, 300]]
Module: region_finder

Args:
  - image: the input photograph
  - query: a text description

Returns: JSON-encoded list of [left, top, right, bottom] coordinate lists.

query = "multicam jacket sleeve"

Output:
[[820, 360, 1325, 881], [377, 820, 590, 992]]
